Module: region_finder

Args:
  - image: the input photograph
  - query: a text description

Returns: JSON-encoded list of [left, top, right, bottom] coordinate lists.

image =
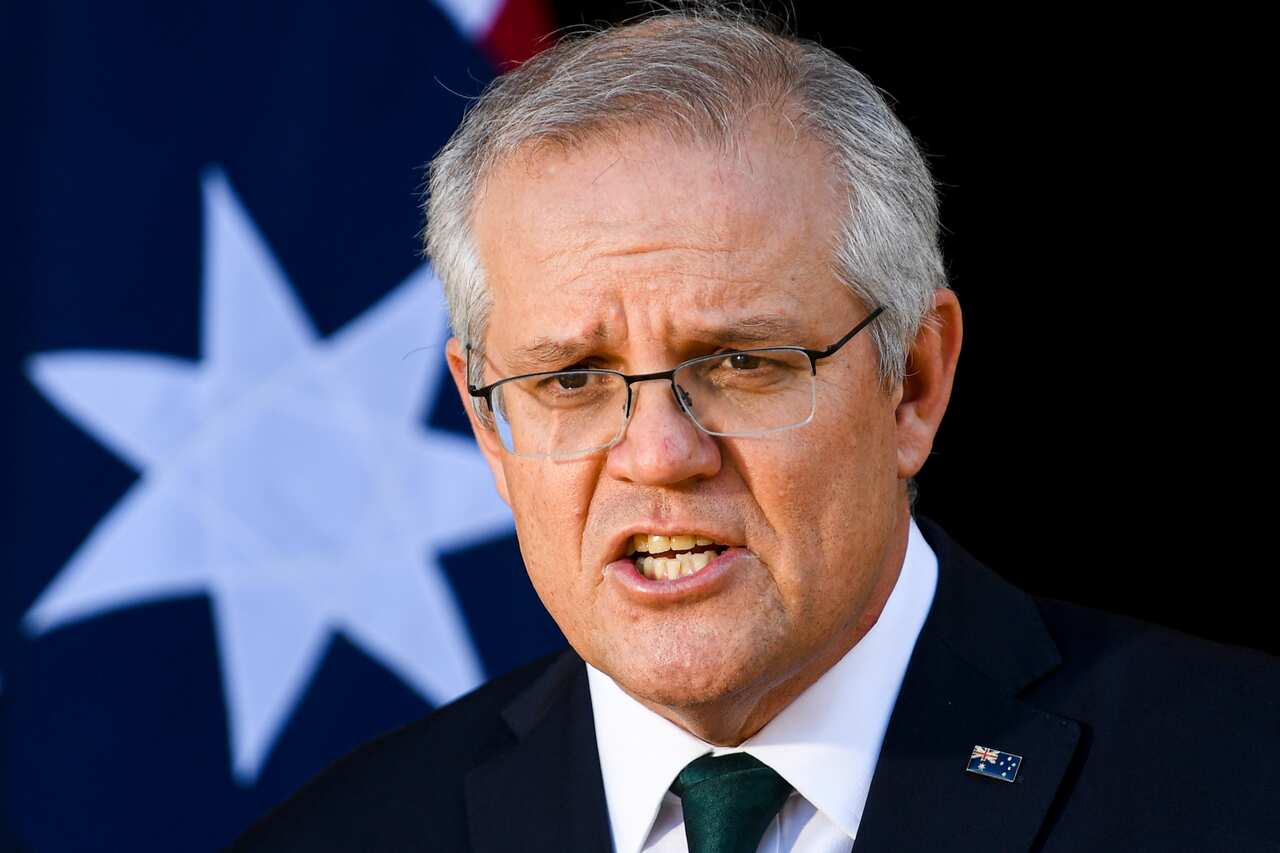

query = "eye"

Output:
[[555, 372, 588, 390], [724, 352, 765, 370]]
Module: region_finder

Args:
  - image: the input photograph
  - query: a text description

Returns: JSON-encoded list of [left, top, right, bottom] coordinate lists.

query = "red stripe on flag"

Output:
[[480, 0, 555, 69]]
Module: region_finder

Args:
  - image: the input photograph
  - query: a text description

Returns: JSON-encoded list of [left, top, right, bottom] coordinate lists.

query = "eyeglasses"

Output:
[[467, 306, 884, 459]]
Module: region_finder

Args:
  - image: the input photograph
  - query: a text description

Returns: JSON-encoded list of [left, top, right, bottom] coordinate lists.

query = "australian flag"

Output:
[[966, 745, 1023, 783], [3, 1, 563, 849]]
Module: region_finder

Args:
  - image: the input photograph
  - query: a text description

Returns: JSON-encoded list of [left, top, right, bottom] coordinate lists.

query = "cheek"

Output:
[[748, 391, 899, 605], [507, 459, 590, 537], [504, 461, 597, 617]]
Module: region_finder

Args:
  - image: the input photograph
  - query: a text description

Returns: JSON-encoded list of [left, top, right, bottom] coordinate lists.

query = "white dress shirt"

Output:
[[586, 517, 939, 853]]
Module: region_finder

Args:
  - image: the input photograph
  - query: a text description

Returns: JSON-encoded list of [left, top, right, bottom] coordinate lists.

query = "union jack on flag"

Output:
[[966, 744, 1023, 783]]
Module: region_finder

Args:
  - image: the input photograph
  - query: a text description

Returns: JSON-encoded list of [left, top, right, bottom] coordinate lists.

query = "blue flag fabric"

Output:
[[3, 2, 561, 849]]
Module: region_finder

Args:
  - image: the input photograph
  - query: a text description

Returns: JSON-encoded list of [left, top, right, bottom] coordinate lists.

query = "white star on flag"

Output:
[[24, 168, 513, 784]]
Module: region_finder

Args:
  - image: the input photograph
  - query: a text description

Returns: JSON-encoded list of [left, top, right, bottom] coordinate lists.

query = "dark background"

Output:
[[551, 3, 1273, 655]]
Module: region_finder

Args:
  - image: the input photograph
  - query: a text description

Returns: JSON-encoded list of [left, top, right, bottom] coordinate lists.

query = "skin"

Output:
[[446, 119, 962, 745]]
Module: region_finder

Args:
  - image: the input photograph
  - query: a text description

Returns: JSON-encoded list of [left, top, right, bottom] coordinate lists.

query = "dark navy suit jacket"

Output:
[[230, 518, 1279, 851]]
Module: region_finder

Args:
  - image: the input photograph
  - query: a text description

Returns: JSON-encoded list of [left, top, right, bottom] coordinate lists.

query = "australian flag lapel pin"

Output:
[[965, 745, 1022, 782]]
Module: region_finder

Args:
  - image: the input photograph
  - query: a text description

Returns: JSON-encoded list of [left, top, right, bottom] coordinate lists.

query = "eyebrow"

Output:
[[503, 314, 806, 373], [704, 315, 805, 345], [504, 327, 610, 373]]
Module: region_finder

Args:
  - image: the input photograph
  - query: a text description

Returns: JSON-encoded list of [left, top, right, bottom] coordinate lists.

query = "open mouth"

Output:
[[624, 533, 730, 581]]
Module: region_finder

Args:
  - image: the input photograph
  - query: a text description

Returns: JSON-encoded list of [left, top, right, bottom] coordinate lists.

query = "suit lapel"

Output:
[[464, 650, 613, 853], [852, 518, 1082, 852]]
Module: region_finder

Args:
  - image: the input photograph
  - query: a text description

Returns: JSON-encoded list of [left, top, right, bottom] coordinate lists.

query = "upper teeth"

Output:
[[627, 533, 724, 581], [629, 533, 715, 554]]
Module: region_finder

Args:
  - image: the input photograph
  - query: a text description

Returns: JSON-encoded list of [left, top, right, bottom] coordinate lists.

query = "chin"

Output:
[[601, 637, 773, 712]]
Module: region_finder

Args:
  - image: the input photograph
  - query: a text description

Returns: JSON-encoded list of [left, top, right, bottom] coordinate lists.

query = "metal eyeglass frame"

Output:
[[466, 305, 885, 459]]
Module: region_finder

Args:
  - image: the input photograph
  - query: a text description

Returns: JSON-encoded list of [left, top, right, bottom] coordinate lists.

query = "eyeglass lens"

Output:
[[488, 348, 817, 458]]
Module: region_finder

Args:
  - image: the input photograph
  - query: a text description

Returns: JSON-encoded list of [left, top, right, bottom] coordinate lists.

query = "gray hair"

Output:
[[424, 5, 947, 506]]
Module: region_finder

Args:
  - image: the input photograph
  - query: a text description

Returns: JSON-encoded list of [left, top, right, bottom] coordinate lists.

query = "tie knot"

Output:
[[670, 753, 794, 853], [669, 752, 775, 795]]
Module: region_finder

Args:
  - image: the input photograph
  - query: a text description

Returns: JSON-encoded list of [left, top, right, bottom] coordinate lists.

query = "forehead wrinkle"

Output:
[[591, 241, 736, 260], [568, 210, 815, 297], [549, 249, 772, 310]]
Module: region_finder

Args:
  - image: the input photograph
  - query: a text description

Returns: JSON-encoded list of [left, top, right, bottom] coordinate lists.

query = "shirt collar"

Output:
[[587, 517, 939, 853]]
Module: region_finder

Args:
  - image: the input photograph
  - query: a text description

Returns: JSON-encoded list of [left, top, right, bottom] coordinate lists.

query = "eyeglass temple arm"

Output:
[[464, 343, 490, 399], [811, 306, 886, 360]]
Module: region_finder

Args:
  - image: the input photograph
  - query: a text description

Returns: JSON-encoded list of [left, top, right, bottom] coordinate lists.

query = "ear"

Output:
[[446, 336, 511, 506], [895, 288, 963, 480]]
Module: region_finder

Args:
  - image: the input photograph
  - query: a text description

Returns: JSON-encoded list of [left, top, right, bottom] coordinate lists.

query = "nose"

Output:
[[605, 378, 721, 486]]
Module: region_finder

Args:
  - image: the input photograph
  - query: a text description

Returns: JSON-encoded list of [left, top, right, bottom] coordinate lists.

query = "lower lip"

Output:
[[602, 547, 754, 604]]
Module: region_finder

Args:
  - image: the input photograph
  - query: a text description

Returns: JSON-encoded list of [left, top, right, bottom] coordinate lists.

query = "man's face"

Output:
[[451, 121, 919, 732]]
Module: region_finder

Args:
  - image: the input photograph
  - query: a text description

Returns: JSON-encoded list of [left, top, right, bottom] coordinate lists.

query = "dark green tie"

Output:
[[670, 753, 794, 853]]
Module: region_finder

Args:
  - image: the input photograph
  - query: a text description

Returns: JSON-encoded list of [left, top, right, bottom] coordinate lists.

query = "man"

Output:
[[233, 8, 1277, 852]]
